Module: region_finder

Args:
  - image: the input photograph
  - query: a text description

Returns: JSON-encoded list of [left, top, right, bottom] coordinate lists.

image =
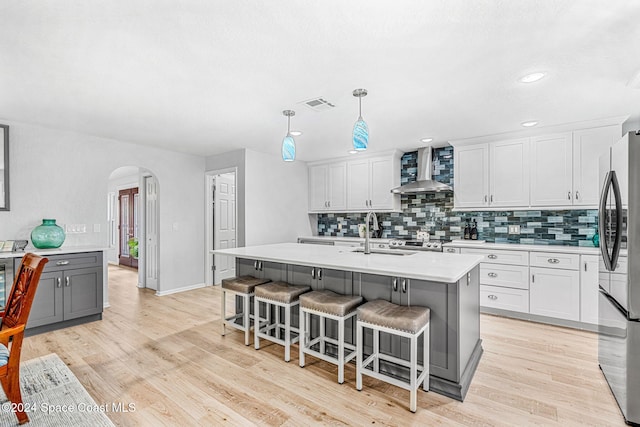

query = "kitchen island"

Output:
[[213, 242, 483, 401]]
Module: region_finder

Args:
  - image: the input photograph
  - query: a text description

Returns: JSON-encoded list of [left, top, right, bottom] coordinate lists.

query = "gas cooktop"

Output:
[[388, 239, 447, 252]]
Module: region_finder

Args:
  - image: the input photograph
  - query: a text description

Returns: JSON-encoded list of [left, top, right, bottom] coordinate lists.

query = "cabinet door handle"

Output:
[[488, 294, 498, 300], [56, 277, 61, 288], [487, 254, 497, 259], [547, 258, 560, 264], [401, 278, 407, 293], [392, 277, 398, 291], [56, 260, 70, 266], [567, 191, 571, 200], [311, 267, 316, 279], [254, 260, 258, 270], [575, 191, 579, 200], [318, 268, 322, 280], [260, 261, 264, 271], [584, 262, 587, 272], [65, 277, 70, 287], [328, 201, 330, 208], [447, 248, 456, 253], [488, 272, 498, 278], [484, 195, 488, 203], [532, 274, 535, 283], [490, 195, 494, 203]]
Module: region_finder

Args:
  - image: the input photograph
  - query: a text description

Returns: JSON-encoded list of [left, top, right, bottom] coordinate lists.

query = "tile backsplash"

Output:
[[316, 147, 599, 247]]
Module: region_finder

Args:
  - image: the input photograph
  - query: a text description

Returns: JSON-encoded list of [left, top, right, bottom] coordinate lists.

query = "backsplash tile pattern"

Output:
[[317, 147, 599, 247]]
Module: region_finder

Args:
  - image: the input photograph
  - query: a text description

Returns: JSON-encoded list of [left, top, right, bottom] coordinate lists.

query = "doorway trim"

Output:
[[206, 167, 238, 286]]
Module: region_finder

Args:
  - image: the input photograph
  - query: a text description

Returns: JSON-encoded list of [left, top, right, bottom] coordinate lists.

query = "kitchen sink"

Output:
[[350, 248, 416, 256]]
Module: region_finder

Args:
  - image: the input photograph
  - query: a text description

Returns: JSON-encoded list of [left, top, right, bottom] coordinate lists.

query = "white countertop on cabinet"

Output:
[[213, 242, 483, 283], [443, 240, 601, 255], [0, 245, 108, 259]]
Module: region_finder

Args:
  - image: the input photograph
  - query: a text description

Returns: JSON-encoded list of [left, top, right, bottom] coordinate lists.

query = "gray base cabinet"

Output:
[[15, 251, 103, 332], [234, 257, 482, 401]]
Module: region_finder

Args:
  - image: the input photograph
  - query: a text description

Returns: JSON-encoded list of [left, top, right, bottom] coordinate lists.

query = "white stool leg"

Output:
[[284, 303, 291, 362], [319, 315, 325, 355], [221, 288, 227, 336], [423, 324, 430, 391], [338, 317, 345, 384], [356, 321, 363, 391], [410, 333, 418, 413], [373, 328, 380, 373], [254, 297, 261, 350], [243, 293, 250, 345], [299, 309, 306, 367], [275, 305, 281, 340]]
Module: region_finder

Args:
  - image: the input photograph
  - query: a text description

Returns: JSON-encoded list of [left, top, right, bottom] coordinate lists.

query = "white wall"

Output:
[[244, 149, 311, 245], [0, 120, 206, 294]]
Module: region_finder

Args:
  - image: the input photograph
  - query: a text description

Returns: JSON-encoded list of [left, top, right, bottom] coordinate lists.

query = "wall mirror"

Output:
[[0, 124, 8, 211]]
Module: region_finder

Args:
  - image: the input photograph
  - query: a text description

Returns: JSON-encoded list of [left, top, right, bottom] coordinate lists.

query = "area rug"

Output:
[[0, 354, 115, 427]]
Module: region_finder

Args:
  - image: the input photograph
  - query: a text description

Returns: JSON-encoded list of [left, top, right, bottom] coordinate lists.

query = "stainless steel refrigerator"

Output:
[[599, 131, 640, 425]]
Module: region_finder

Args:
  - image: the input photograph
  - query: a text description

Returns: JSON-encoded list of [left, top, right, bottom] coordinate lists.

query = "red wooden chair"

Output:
[[0, 253, 48, 424]]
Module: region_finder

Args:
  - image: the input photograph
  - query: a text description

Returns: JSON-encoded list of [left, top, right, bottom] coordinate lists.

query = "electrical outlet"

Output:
[[508, 225, 521, 234]]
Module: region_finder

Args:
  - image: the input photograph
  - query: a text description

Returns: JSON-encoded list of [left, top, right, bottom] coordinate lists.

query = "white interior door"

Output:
[[214, 173, 236, 284], [145, 175, 159, 291]]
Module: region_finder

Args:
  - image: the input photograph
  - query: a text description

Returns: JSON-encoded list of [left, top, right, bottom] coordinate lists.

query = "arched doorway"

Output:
[[107, 166, 160, 293]]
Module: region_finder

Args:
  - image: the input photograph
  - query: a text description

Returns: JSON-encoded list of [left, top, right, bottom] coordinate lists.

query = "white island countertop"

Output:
[[213, 242, 483, 283]]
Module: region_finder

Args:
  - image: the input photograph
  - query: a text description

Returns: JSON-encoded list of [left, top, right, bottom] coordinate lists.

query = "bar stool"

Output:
[[221, 275, 271, 345], [299, 290, 363, 384], [254, 281, 311, 362], [356, 299, 430, 413]]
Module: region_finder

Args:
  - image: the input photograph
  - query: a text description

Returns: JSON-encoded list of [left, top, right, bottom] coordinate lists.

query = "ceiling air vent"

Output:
[[300, 97, 336, 112]]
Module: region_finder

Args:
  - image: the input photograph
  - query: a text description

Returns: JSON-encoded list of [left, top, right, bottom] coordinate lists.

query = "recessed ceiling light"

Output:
[[521, 121, 538, 127], [290, 131, 303, 136], [519, 72, 546, 83], [348, 150, 358, 154], [420, 138, 434, 143]]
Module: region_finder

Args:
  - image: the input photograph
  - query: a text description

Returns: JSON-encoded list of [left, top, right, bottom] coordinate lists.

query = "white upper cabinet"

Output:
[[454, 144, 489, 209], [347, 154, 401, 211], [490, 138, 530, 207], [530, 126, 620, 208], [454, 138, 529, 209], [530, 132, 573, 206], [309, 151, 400, 213], [308, 162, 347, 211], [573, 126, 619, 206]]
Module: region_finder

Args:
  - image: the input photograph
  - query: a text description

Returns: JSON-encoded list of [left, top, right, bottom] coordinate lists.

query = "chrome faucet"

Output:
[[364, 211, 380, 255]]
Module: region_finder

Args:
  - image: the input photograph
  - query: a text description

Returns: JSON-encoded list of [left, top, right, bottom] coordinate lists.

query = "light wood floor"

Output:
[[21, 265, 626, 426]]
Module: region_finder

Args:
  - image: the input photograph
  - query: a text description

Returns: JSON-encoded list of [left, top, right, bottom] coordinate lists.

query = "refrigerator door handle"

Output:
[[610, 170, 623, 271], [599, 171, 614, 271]]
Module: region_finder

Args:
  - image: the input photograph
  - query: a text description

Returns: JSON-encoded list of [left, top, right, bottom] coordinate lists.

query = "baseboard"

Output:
[[156, 282, 206, 296]]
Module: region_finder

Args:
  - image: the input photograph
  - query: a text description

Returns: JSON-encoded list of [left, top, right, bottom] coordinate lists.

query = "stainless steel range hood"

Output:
[[390, 147, 453, 194]]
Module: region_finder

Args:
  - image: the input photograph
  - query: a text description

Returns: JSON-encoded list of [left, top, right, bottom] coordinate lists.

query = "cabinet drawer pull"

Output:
[[56, 277, 61, 288], [56, 260, 70, 266], [402, 278, 407, 293], [567, 191, 571, 200], [575, 191, 580, 200], [311, 267, 316, 279], [446, 248, 456, 253], [318, 268, 322, 280], [487, 254, 498, 259], [488, 294, 498, 300], [484, 195, 488, 203], [547, 258, 560, 264], [392, 277, 398, 292], [254, 260, 258, 269], [65, 277, 70, 287], [487, 272, 498, 278]]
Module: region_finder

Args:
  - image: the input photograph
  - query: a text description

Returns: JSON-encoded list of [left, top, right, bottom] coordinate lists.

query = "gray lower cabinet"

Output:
[[15, 251, 104, 333], [355, 266, 482, 401], [237, 258, 287, 282]]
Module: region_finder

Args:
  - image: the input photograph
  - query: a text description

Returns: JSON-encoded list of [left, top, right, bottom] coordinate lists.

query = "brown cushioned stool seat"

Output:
[[357, 299, 429, 334], [254, 281, 311, 362], [222, 275, 271, 293], [299, 290, 364, 384], [356, 299, 430, 413], [221, 275, 271, 346]]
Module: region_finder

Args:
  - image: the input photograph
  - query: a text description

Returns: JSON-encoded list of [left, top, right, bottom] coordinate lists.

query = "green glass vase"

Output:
[[31, 219, 65, 249]]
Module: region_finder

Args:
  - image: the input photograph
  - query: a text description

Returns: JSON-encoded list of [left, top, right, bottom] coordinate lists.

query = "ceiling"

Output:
[[1, 1, 639, 162]]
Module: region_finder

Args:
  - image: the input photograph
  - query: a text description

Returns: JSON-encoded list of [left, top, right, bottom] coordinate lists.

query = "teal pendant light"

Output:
[[352, 88, 369, 151], [281, 110, 296, 162]]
